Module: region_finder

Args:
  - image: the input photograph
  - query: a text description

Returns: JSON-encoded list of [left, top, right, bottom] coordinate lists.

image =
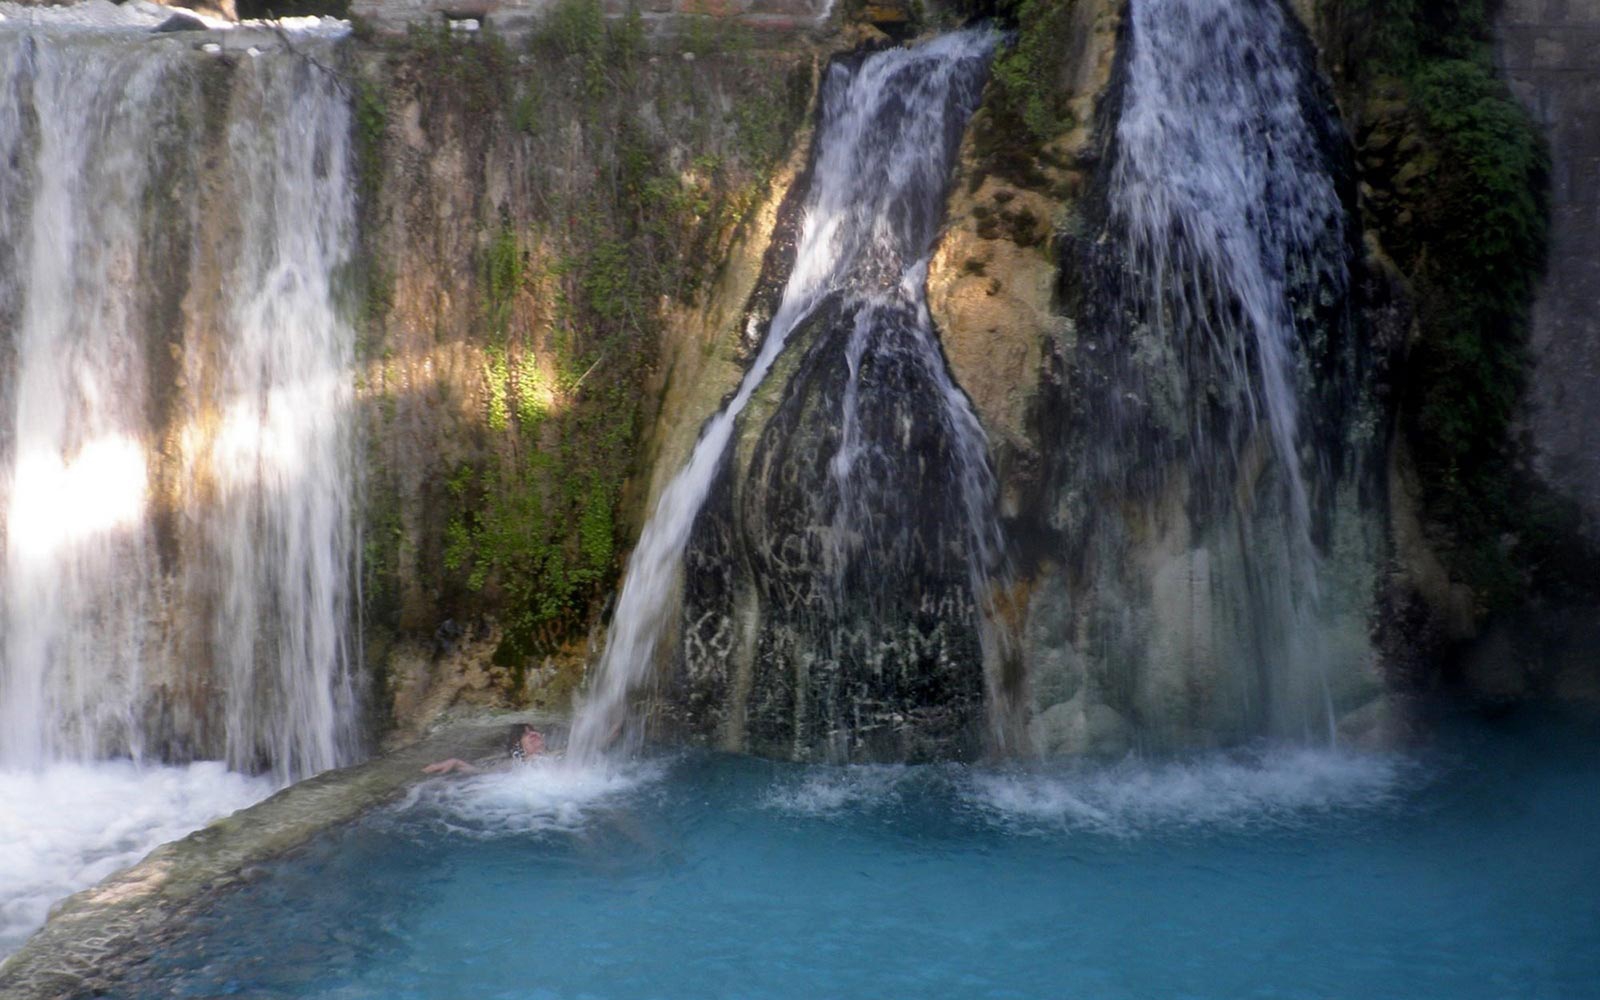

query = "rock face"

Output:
[[0, 5, 824, 767], [679, 297, 993, 761], [352, 25, 818, 738], [660, 34, 1005, 763], [1497, 0, 1600, 541], [5, 0, 1586, 773]]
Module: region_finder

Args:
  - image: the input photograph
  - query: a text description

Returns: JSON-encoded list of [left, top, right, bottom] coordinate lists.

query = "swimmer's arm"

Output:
[[422, 758, 482, 775]]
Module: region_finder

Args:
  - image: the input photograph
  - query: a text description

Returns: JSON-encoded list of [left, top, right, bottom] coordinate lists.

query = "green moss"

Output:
[[990, 0, 1074, 140], [350, 78, 384, 204], [578, 478, 615, 574], [970, 0, 1076, 186], [512, 85, 541, 136], [445, 435, 628, 660], [1336, 1, 1580, 608], [351, 76, 391, 338], [579, 240, 633, 325], [539, 0, 606, 61], [483, 223, 523, 336], [533, 0, 616, 99], [1338, 0, 1493, 77], [484, 346, 511, 433], [513, 353, 548, 429]]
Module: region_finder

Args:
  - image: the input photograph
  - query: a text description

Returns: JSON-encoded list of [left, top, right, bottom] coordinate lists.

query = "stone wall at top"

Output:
[[1497, 0, 1600, 540], [349, 0, 836, 35]]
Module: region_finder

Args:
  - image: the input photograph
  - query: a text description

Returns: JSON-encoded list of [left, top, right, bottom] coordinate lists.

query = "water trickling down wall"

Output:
[[570, 29, 1005, 763], [0, 21, 360, 781], [1030, 0, 1385, 753]]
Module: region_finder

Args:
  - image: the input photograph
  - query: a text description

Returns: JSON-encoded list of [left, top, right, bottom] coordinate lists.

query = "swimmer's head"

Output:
[[507, 723, 544, 760]]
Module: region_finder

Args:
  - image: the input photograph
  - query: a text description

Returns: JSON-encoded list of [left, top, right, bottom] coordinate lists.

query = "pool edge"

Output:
[[0, 712, 564, 1000]]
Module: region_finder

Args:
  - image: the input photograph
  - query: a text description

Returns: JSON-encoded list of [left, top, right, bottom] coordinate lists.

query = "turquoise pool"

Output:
[[121, 708, 1599, 999]]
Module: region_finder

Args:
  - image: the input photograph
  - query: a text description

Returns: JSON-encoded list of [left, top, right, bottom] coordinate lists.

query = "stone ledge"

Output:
[[0, 712, 563, 1000]]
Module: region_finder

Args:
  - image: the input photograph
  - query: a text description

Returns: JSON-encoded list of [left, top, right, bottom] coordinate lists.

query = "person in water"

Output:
[[423, 723, 544, 775]]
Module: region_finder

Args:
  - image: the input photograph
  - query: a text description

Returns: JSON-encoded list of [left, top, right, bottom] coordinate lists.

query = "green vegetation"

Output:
[[358, 1, 813, 671], [1336, 0, 1588, 608], [970, 0, 1077, 187], [1339, 0, 1497, 75], [989, 0, 1074, 141], [401, 21, 517, 119]]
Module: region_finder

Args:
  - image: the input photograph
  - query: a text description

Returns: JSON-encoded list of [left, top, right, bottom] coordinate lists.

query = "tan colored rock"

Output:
[[927, 182, 1058, 454], [154, 0, 237, 23], [928, 0, 1120, 458], [382, 620, 586, 750], [858, 1, 908, 25]]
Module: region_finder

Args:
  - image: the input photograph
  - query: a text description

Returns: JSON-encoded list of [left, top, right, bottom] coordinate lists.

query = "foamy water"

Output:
[[396, 757, 668, 839], [967, 747, 1415, 837], [760, 763, 911, 816], [756, 748, 1412, 835], [0, 761, 272, 958]]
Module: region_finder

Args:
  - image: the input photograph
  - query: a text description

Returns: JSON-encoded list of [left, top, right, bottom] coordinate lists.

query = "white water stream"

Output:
[[1103, 0, 1355, 740], [1112, 0, 1346, 546], [0, 18, 358, 777]]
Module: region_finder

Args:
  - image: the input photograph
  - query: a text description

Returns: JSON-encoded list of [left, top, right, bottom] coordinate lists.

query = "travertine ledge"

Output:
[[0, 712, 562, 1000]]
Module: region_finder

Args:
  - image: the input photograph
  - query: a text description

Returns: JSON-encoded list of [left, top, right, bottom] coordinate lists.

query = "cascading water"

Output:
[[1110, 0, 1348, 538], [0, 19, 360, 780], [0, 6, 360, 955], [1032, 0, 1379, 752], [202, 52, 361, 779], [570, 29, 1005, 762], [0, 35, 169, 766]]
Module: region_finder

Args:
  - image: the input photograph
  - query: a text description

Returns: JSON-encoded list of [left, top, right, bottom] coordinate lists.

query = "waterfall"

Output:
[[571, 29, 1003, 762], [1039, 0, 1374, 751], [203, 51, 361, 780], [0, 35, 169, 766], [1111, 0, 1347, 539], [0, 18, 360, 781]]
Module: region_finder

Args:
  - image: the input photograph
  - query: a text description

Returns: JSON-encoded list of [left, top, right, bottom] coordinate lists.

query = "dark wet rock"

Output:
[[152, 10, 207, 30], [675, 298, 988, 762]]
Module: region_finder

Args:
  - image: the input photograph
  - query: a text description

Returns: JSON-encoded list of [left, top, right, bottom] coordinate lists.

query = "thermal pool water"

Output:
[[99, 709, 1600, 999]]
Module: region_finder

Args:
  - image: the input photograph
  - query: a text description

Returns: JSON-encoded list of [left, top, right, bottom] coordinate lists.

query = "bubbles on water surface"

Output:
[[759, 763, 914, 817], [965, 746, 1419, 838], [752, 745, 1420, 842]]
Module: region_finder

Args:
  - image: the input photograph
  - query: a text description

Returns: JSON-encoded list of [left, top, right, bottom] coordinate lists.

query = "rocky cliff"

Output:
[[348, 7, 821, 740], [356, 0, 1599, 750], [7, 0, 1585, 764]]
